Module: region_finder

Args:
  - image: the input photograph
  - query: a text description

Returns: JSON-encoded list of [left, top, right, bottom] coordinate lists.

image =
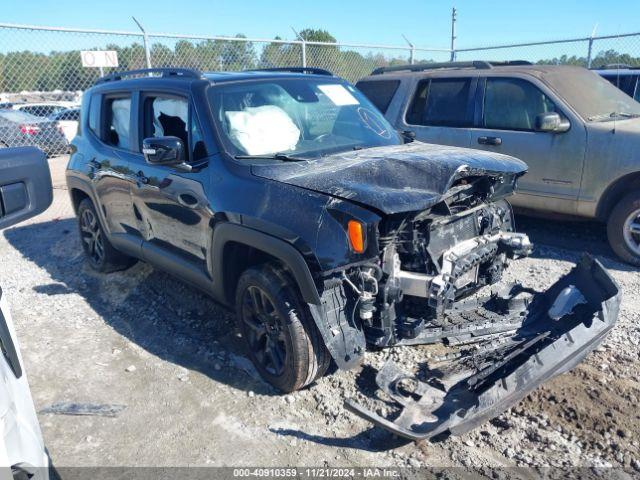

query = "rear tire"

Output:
[[77, 198, 136, 272], [607, 192, 640, 266], [235, 263, 331, 392]]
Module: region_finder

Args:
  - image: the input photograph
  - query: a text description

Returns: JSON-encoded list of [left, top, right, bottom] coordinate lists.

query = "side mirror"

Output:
[[142, 136, 186, 167], [0, 147, 52, 230], [535, 112, 570, 133]]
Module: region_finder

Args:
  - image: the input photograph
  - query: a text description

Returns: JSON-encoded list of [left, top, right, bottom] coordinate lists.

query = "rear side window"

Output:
[[103, 96, 132, 150], [355, 80, 400, 114], [406, 78, 472, 127], [483, 78, 560, 131]]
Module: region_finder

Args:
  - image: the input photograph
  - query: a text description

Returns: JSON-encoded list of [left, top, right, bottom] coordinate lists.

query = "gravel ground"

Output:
[[1, 155, 639, 474]]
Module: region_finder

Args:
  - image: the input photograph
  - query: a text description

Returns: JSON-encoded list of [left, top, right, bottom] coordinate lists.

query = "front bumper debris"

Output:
[[345, 255, 620, 440]]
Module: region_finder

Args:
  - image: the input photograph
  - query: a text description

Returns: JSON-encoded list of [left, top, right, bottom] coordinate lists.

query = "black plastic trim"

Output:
[[0, 147, 52, 230], [211, 222, 321, 305]]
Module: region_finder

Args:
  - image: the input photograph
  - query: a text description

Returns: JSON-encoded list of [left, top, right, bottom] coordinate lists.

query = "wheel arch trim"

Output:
[[211, 222, 322, 306], [596, 171, 640, 220]]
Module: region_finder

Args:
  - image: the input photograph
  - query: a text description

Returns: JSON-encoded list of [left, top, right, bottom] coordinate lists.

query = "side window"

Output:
[[142, 95, 207, 162], [103, 96, 132, 150], [355, 80, 400, 114], [635, 76, 640, 102], [406, 78, 472, 127], [143, 95, 188, 146], [483, 78, 560, 131]]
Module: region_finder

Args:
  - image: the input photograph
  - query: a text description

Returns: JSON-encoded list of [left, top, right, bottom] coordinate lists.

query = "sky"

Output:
[[2, 0, 639, 49]]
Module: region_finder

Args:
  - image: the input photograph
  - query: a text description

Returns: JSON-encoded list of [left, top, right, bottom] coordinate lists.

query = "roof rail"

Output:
[[371, 60, 533, 75], [95, 68, 203, 84], [247, 67, 333, 76], [596, 63, 638, 70]]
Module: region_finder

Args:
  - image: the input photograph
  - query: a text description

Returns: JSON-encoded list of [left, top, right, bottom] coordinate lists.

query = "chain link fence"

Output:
[[0, 22, 639, 155], [456, 32, 640, 68]]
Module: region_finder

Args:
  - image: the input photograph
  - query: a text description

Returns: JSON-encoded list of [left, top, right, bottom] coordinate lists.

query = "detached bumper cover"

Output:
[[345, 255, 620, 440]]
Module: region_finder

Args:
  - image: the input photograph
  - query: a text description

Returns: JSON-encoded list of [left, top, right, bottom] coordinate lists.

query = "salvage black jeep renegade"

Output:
[[67, 67, 620, 440]]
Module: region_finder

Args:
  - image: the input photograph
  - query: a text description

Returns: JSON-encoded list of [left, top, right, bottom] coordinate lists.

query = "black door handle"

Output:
[[478, 136, 502, 146], [135, 171, 149, 184], [89, 159, 101, 169]]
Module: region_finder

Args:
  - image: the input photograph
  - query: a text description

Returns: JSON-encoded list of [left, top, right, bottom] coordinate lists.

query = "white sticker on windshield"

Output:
[[318, 84, 360, 106]]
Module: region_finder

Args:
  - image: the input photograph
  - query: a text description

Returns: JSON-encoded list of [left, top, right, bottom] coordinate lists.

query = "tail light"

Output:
[[20, 124, 40, 135]]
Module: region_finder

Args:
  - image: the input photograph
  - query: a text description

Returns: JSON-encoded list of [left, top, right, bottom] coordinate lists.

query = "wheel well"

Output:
[[222, 241, 285, 305], [70, 188, 90, 214], [596, 172, 640, 220]]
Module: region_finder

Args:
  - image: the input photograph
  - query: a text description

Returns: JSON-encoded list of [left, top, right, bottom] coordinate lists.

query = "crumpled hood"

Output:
[[251, 142, 528, 214]]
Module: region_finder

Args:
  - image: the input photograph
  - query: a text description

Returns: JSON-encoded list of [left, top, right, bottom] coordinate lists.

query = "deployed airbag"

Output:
[[226, 105, 300, 155]]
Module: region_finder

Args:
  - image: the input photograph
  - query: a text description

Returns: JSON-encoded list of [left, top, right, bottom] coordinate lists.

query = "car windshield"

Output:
[[208, 77, 401, 159], [544, 68, 640, 122], [0, 110, 41, 123]]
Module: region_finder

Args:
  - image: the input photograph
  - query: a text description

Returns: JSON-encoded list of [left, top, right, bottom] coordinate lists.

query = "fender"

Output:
[[211, 222, 367, 370], [210, 222, 321, 305], [66, 174, 143, 260], [66, 175, 107, 226]]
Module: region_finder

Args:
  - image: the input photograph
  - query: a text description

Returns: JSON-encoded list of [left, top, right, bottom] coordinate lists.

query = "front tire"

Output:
[[77, 198, 136, 272], [235, 264, 330, 392], [607, 192, 640, 266]]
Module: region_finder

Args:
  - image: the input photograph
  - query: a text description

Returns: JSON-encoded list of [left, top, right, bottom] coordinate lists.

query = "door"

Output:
[[88, 93, 142, 241], [397, 77, 475, 148], [470, 77, 586, 214], [131, 93, 212, 276]]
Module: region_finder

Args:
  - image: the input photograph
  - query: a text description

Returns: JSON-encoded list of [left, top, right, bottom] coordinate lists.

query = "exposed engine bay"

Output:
[[315, 175, 534, 363]]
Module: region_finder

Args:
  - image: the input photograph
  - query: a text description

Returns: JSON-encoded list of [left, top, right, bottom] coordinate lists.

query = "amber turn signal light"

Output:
[[348, 220, 366, 253]]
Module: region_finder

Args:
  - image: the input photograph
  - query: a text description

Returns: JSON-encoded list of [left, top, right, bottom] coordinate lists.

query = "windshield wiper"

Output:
[[588, 112, 640, 121], [234, 153, 307, 162]]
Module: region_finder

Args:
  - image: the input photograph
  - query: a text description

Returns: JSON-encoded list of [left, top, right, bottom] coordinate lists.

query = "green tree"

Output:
[[220, 34, 256, 71], [299, 29, 340, 75], [260, 36, 302, 68]]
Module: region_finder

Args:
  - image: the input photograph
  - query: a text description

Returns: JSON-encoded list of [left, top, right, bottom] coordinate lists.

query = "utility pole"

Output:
[[450, 7, 457, 61]]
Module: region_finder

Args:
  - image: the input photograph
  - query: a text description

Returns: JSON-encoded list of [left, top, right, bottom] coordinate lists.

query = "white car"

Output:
[[49, 108, 80, 143], [1, 293, 49, 480], [0, 147, 52, 480]]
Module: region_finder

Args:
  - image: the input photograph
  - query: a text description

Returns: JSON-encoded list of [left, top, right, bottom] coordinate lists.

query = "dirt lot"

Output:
[[2, 156, 639, 473]]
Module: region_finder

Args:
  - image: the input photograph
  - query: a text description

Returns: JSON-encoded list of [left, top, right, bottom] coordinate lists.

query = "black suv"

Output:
[[66, 67, 619, 440]]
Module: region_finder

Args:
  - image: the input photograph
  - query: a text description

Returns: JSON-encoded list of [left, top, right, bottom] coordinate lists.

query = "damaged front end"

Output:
[[304, 168, 620, 439], [344, 255, 620, 440], [309, 172, 534, 370]]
